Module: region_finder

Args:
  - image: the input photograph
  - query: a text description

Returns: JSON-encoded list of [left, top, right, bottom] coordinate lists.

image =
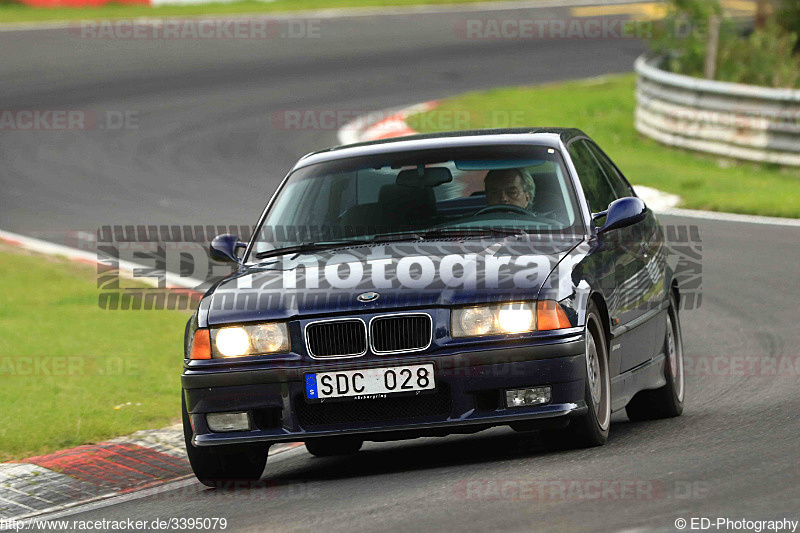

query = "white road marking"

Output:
[[657, 207, 800, 227], [0, 228, 206, 290]]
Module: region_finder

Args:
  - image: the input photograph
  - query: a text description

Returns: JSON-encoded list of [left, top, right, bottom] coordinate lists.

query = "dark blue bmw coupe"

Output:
[[181, 129, 685, 486]]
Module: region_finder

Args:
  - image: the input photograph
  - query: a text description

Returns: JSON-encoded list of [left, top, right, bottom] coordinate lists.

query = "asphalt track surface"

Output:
[[2, 2, 799, 532]]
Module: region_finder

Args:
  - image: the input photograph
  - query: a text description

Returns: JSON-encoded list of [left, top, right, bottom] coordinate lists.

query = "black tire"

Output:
[[625, 293, 685, 421], [305, 437, 363, 457], [182, 396, 270, 488], [541, 301, 610, 450]]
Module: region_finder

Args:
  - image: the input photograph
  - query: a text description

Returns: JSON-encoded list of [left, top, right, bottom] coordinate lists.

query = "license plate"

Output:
[[305, 364, 435, 402]]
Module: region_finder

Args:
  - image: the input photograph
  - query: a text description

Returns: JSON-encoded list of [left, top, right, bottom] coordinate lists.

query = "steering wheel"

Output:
[[472, 204, 564, 227], [473, 204, 536, 217]]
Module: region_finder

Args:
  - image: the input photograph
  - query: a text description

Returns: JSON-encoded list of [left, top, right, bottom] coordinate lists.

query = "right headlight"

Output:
[[451, 300, 570, 338]]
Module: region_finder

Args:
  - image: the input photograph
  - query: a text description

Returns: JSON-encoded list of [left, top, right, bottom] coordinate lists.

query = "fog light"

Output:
[[505, 386, 551, 408], [206, 412, 250, 432]]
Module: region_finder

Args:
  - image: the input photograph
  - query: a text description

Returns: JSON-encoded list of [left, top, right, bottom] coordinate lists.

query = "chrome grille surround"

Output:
[[369, 313, 433, 355], [304, 318, 368, 359]]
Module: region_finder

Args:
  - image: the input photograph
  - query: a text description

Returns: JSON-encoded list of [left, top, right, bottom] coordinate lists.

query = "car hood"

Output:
[[206, 236, 583, 325]]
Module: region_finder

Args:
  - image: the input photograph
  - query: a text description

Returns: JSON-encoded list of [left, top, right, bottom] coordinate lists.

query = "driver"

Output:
[[484, 168, 535, 210]]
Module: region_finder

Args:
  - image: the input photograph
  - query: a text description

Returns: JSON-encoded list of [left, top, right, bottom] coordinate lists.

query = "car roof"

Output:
[[292, 128, 588, 170]]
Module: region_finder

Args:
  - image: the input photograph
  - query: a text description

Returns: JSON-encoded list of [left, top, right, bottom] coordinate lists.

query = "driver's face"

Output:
[[485, 174, 530, 209]]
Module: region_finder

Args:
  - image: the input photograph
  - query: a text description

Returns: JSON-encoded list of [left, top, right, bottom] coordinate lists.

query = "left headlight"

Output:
[[211, 323, 290, 358], [451, 300, 572, 338], [452, 302, 535, 338]]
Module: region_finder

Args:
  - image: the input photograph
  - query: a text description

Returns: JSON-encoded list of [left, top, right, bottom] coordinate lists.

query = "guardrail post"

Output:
[[704, 15, 720, 80]]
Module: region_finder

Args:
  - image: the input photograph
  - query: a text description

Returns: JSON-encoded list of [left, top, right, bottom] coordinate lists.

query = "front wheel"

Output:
[[541, 301, 610, 450], [625, 293, 685, 421], [182, 396, 269, 488]]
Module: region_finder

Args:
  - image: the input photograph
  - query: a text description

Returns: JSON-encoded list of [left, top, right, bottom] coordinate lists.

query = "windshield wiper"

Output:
[[423, 227, 525, 238], [255, 228, 526, 259], [253, 240, 371, 259], [372, 227, 525, 243]]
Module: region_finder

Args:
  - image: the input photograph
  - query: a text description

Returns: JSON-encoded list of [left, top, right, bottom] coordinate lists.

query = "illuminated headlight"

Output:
[[452, 302, 535, 338], [211, 323, 290, 358], [497, 303, 535, 333]]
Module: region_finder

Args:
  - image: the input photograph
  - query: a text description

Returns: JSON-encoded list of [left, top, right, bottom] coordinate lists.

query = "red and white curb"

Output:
[[0, 230, 307, 521], [337, 101, 438, 145], [0, 427, 303, 521], [337, 103, 800, 227]]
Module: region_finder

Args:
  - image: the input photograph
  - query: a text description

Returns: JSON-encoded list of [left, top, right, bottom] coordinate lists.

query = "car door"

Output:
[[568, 139, 637, 376], [585, 140, 665, 371], [569, 139, 652, 374]]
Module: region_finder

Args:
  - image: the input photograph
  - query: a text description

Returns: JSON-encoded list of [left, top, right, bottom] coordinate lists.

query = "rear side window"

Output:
[[585, 141, 633, 199], [568, 140, 616, 213]]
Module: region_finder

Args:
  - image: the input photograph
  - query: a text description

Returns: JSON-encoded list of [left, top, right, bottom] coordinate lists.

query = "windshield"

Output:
[[248, 144, 582, 259]]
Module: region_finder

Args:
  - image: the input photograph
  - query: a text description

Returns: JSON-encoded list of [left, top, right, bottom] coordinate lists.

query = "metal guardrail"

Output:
[[634, 54, 800, 166]]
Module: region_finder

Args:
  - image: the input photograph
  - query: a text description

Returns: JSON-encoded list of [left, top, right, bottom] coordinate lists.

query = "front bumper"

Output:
[[183, 335, 587, 447]]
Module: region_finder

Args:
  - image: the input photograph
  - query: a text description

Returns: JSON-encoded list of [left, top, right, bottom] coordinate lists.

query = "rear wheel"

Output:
[[541, 302, 610, 450], [305, 437, 363, 457], [625, 294, 685, 421], [182, 396, 269, 488]]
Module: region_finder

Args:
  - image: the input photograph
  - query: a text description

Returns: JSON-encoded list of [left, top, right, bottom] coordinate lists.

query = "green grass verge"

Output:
[[0, 0, 531, 24], [0, 246, 190, 461], [406, 74, 800, 218]]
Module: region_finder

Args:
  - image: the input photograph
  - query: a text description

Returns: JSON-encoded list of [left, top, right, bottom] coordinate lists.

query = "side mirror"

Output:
[[594, 197, 647, 234], [210, 234, 246, 263]]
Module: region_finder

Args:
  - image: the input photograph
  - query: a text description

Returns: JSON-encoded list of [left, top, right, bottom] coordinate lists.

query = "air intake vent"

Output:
[[306, 319, 367, 358], [370, 314, 432, 354]]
